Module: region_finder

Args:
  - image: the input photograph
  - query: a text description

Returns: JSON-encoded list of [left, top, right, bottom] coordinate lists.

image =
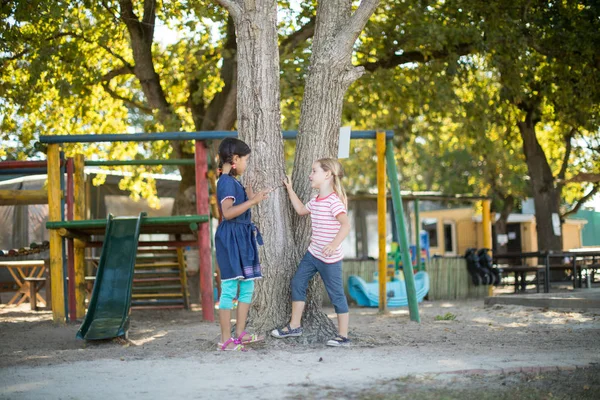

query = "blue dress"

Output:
[[215, 174, 263, 281]]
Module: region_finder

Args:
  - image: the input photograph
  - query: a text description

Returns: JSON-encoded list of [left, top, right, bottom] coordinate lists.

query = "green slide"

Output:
[[77, 213, 144, 340]]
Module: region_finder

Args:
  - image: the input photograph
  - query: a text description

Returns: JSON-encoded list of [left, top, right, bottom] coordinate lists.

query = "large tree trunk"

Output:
[[119, 2, 239, 303], [517, 108, 563, 253], [494, 209, 511, 256], [292, 0, 380, 341], [492, 194, 514, 257], [493, 197, 514, 266], [217, 0, 297, 334], [119, 1, 197, 216]]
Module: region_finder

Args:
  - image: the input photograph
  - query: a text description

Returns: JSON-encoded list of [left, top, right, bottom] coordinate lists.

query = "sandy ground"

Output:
[[1, 298, 599, 399]]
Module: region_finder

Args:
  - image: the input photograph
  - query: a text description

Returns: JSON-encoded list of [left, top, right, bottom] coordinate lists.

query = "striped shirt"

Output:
[[305, 192, 346, 263]]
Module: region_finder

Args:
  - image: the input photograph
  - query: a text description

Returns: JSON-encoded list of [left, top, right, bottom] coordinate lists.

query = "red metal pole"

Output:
[[66, 158, 77, 321], [195, 140, 214, 321], [0, 160, 64, 169]]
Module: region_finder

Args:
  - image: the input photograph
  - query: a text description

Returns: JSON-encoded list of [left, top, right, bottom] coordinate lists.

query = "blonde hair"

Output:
[[316, 158, 347, 208]]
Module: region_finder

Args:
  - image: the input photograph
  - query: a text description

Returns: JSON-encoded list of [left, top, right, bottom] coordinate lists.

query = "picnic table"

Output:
[[500, 265, 545, 293], [0, 260, 48, 309]]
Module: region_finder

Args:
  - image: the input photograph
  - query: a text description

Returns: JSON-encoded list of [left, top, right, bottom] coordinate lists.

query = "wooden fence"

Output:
[[426, 257, 489, 301], [321, 257, 488, 306]]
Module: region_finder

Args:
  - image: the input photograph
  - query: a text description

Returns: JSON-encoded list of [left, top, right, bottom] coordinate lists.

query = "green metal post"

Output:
[[47, 215, 209, 230], [415, 198, 421, 271], [385, 140, 421, 322]]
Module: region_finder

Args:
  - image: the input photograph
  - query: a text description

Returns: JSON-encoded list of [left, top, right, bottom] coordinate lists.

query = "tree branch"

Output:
[[279, 17, 315, 58], [344, 0, 380, 42], [334, 0, 380, 56], [563, 172, 600, 184], [100, 82, 153, 114], [118, 0, 139, 27], [3, 30, 132, 68], [213, 0, 243, 21], [557, 128, 577, 182], [193, 16, 237, 132], [100, 0, 120, 21], [101, 66, 135, 82], [362, 43, 475, 72], [118, 0, 149, 47], [55, 31, 133, 68], [562, 184, 600, 218], [141, 0, 157, 38], [3, 48, 29, 61]]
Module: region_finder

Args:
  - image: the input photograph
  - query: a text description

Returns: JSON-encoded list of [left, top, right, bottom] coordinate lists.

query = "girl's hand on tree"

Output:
[[322, 243, 336, 257], [250, 188, 270, 205], [246, 185, 255, 199], [282, 176, 292, 191]]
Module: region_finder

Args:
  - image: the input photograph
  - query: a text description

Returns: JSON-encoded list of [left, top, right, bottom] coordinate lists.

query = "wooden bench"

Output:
[[23, 277, 47, 311], [545, 263, 600, 289], [0, 260, 47, 307], [500, 265, 545, 293]]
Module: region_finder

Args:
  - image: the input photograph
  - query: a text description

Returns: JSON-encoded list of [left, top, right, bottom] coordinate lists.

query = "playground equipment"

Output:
[[34, 130, 483, 326], [35, 134, 213, 329], [131, 248, 190, 310], [77, 214, 144, 340], [386, 232, 430, 279], [36, 130, 422, 329], [3, 129, 494, 332], [348, 272, 430, 308]]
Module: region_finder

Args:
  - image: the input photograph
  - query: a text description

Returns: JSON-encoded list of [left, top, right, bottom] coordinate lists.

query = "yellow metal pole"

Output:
[[482, 200, 492, 249], [73, 154, 86, 319], [176, 248, 190, 310], [482, 199, 493, 297], [47, 144, 65, 323], [0, 190, 48, 205], [376, 131, 387, 313]]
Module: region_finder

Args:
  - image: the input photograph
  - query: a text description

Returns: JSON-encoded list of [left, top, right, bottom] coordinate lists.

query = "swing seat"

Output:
[[348, 271, 430, 307]]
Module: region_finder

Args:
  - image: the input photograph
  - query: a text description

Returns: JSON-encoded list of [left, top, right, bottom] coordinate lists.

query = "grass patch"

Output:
[[434, 312, 457, 321]]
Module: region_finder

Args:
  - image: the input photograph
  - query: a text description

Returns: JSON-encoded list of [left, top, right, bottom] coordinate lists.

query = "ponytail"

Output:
[[332, 174, 348, 209], [316, 158, 347, 208], [217, 138, 251, 178]]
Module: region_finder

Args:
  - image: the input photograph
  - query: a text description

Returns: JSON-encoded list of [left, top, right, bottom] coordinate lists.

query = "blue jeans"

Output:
[[291, 252, 348, 314]]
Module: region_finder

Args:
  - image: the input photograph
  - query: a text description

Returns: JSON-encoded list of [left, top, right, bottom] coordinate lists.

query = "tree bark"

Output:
[[117, 1, 237, 304], [292, 0, 380, 341], [217, 0, 297, 334], [494, 199, 513, 257], [119, 0, 180, 133], [517, 107, 563, 253], [118, 0, 201, 218]]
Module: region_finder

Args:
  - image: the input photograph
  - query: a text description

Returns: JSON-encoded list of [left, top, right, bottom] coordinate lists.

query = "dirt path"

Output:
[[1, 300, 599, 399]]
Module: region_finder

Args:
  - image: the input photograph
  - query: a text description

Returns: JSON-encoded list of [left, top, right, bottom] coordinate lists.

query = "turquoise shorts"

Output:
[[219, 279, 255, 310]]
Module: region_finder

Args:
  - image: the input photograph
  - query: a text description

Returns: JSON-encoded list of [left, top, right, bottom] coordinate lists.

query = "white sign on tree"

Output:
[[338, 126, 351, 159]]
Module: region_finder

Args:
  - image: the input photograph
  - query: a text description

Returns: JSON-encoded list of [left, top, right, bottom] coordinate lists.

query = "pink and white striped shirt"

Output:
[[305, 192, 346, 263]]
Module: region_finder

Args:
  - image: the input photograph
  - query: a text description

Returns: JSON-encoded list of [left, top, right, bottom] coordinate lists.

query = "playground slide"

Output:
[[347, 271, 430, 308], [77, 213, 144, 340]]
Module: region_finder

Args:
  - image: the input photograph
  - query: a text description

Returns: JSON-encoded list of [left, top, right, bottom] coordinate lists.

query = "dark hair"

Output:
[[218, 138, 251, 176]]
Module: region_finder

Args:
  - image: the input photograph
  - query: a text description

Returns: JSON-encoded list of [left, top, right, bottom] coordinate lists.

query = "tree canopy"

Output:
[[2, 0, 599, 234]]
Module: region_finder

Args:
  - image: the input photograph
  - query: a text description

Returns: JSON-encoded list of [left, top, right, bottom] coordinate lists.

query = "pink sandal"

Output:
[[217, 337, 247, 352], [238, 331, 264, 344]]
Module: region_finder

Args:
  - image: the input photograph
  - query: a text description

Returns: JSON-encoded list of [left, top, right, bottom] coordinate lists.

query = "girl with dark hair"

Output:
[[215, 137, 270, 351]]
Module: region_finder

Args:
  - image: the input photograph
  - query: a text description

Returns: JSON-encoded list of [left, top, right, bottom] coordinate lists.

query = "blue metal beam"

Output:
[[39, 130, 394, 144]]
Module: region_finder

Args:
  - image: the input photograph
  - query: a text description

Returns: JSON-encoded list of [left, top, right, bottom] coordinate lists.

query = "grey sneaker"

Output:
[[270, 324, 303, 338], [326, 336, 351, 347]]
